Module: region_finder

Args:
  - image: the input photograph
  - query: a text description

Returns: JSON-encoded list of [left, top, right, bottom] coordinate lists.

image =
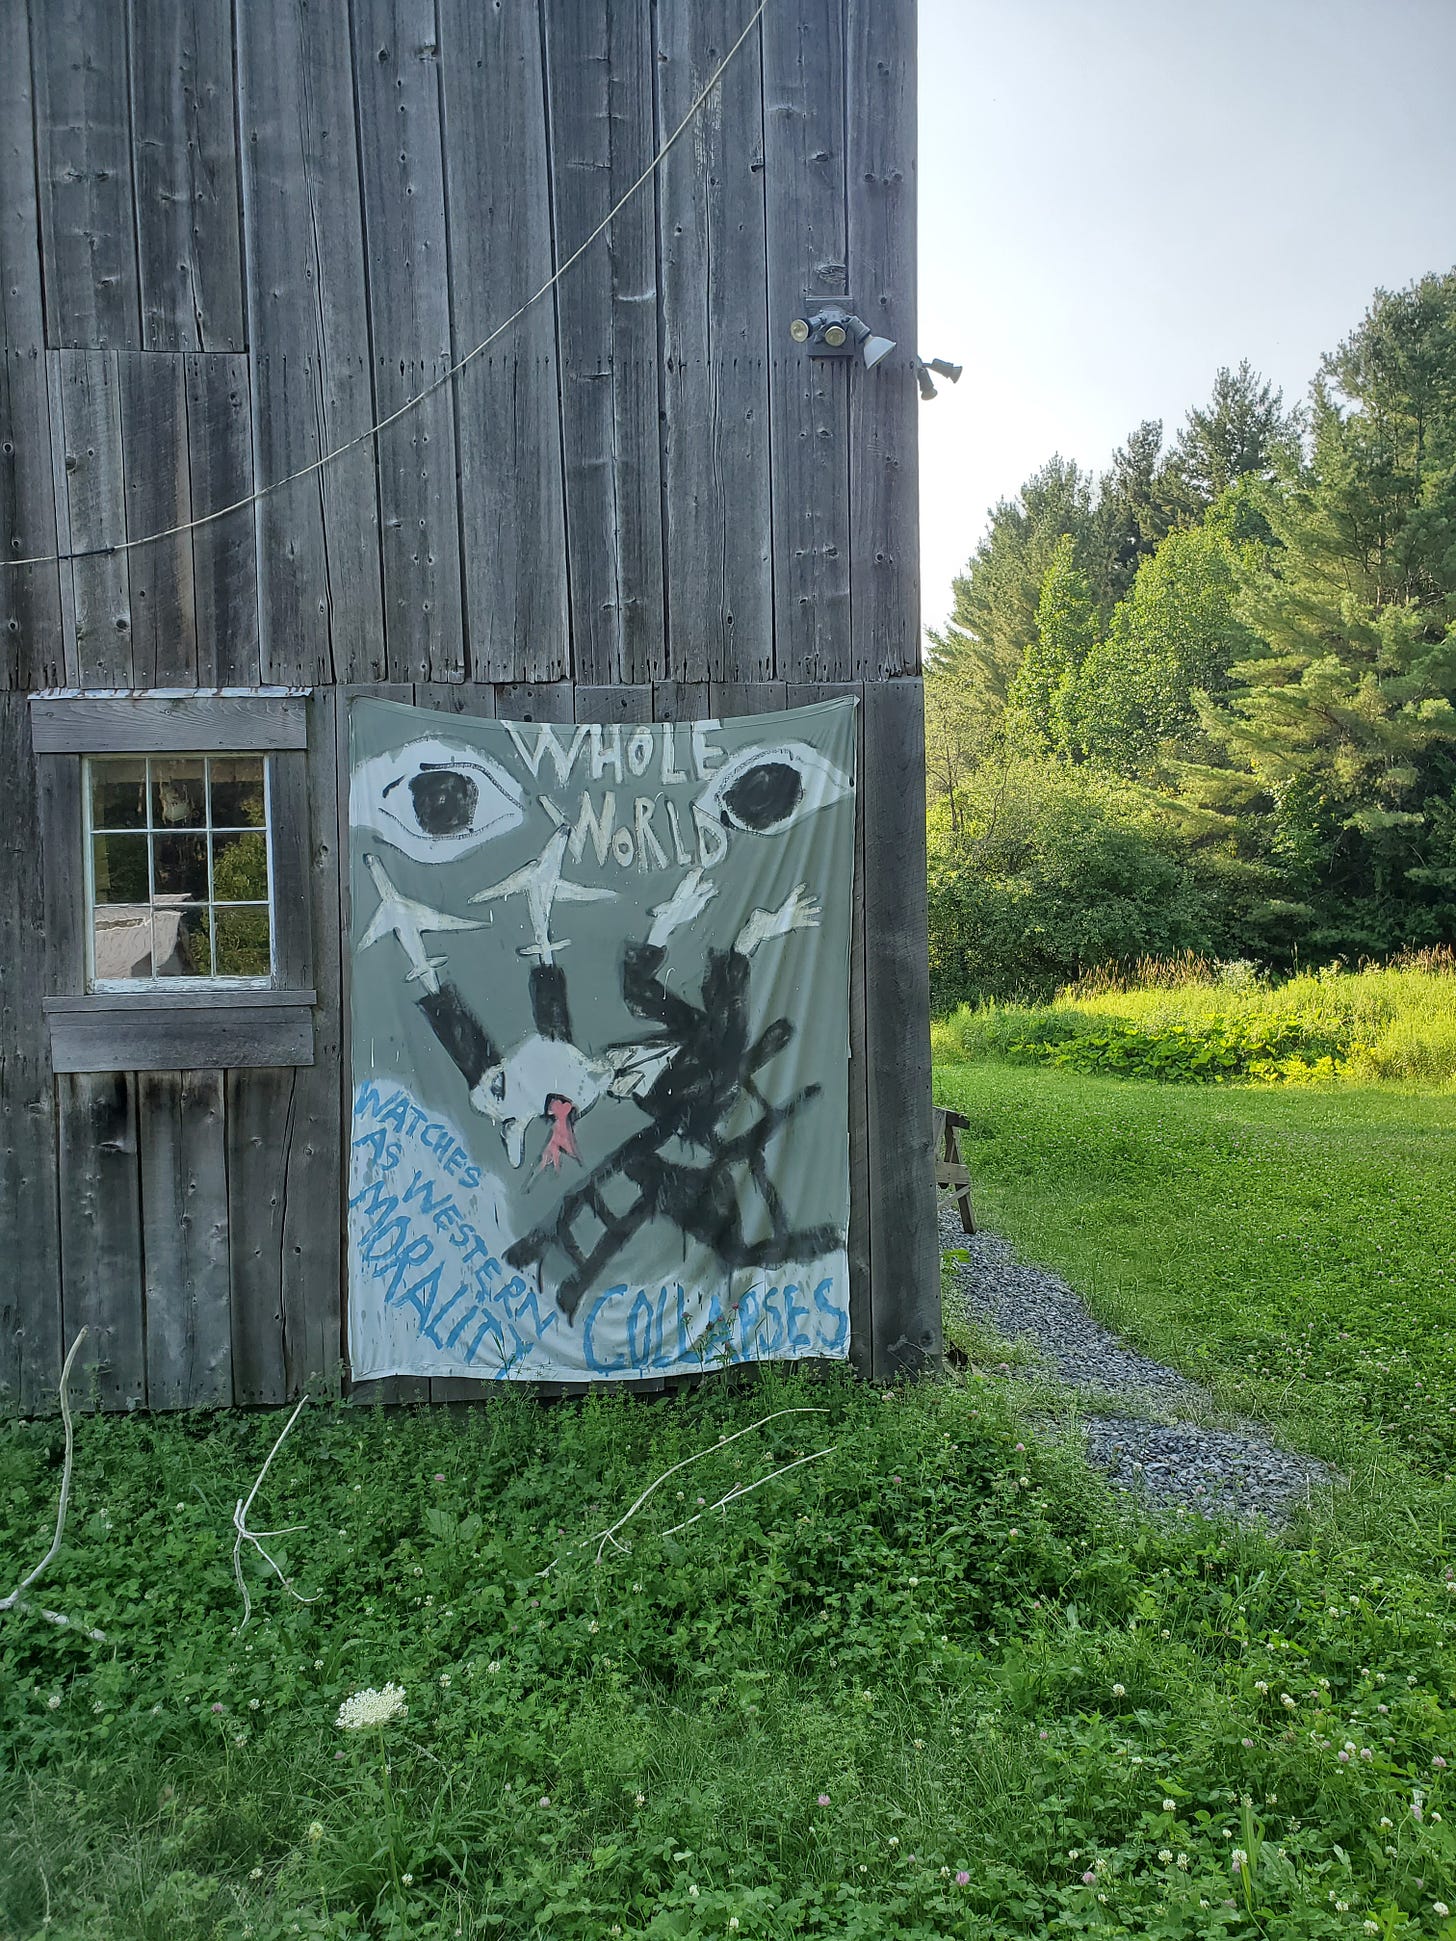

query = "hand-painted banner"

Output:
[[346, 697, 857, 1382]]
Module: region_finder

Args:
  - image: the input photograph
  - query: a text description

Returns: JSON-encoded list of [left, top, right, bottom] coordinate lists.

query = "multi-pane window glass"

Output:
[[86, 755, 273, 985]]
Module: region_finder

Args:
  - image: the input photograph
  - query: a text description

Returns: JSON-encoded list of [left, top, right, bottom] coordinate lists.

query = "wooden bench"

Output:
[[932, 1106, 975, 1234]]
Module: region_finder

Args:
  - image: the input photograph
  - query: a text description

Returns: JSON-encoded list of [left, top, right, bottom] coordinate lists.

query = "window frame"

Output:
[[31, 690, 317, 1074], [83, 750, 278, 993]]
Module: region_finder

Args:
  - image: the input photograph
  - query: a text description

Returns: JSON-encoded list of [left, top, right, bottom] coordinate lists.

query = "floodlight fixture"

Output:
[[788, 300, 896, 369]]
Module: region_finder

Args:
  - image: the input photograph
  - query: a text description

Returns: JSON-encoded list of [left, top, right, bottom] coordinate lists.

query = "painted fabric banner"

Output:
[[346, 696, 857, 1382]]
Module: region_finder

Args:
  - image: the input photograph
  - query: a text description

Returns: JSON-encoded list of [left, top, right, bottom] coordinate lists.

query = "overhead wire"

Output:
[[2, 0, 768, 574]]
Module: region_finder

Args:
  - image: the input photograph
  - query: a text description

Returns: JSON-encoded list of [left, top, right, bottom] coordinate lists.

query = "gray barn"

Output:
[[0, 0, 936, 1412]]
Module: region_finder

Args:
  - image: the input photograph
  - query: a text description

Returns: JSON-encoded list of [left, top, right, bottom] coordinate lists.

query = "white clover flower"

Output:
[[1231, 1849, 1248, 1871], [1364, 1924, 1380, 1936], [1254, 1680, 1269, 1695], [1162, 1798, 1176, 1812], [307, 1821, 324, 1844], [689, 1885, 699, 1898], [1434, 1904, 1450, 1921], [729, 1921, 740, 1932], [1112, 1683, 1126, 1697], [335, 1683, 408, 1730], [402, 1873, 413, 1886], [46, 1694, 60, 1710], [1158, 1849, 1173, 1864], [1176, 1854, 1188, 1869], [635, 1792, 646, 1806], [249, 1866, 263, 1881]]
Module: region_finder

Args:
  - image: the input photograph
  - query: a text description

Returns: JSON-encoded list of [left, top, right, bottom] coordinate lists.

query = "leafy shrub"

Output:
[[926, 760, 1240, 1010], [932, 960, 1456, 1088]]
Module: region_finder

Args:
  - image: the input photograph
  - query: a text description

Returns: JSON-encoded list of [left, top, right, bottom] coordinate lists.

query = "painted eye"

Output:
[[352, 738, 526, 862], [699, 741, 852, 834]]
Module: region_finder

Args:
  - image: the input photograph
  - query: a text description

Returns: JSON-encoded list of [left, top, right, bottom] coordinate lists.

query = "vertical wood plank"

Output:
[[226, 1067, 287, 1406], [541, 0, 666, 686], [412, 681, 495, 719], [128, 0, 246, 352], [282, 689, 345, 1395], [351, 0, 464, 685], [862, 680, 938, 1379], [118, 349, 196, 683], [574, 685, 653, 726], [652, 680, 709, 723], [847, 0, 918, 679], [493, 683, 575, 724], [32, 0, 142, 349], [762, 0, 851, 683], [0, 349, 65, 689], [237, 0, 385, 684], [58, 1071, 146, 1412], [707, 679, 787, 718], [45, 352, 79, 677], [788, 681, 869, 1375], [54, 349, 133, 686], [655, 0, 772, 683], [437, 0, 568, 684], [0, 695, 62, 1415], [186, 352, 259, 684], [36, 753, 84, 994], [139, 1069, 231, 1408], [0, 1, 45, 353]]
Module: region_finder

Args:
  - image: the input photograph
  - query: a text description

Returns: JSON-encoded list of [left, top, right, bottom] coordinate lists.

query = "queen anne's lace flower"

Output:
[[335, 1683, 408, 1730]]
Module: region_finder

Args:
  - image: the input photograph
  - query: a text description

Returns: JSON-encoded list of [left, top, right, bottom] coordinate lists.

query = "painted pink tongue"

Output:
[[539, 1097, 579, 1171]]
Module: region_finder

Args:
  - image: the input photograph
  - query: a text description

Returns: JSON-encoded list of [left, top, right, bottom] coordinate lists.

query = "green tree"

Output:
[[1006, 534, 1100, 753], [1077, 520, 1260, 774], [1090, 418, 1172, 603], [1162, 360, 1295, 518], [1190, 277, 1456, 951], [929, 456, 1096, 718]]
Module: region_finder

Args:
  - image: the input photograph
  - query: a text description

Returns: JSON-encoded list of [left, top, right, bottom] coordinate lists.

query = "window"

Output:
[[31, 690, 317, 1074], [87, 755, 274, 987]]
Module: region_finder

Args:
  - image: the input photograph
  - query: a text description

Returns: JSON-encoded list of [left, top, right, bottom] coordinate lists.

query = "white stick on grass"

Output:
[[539, 1405, 831, 1573], [0, 1329, 107, 1642], [659, 1443, 837, 1538], [232, 1397, 320, 1628]]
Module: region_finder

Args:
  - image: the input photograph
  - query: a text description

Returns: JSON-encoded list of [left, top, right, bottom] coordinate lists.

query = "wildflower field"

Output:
[[930, 955, 1456, 1090], [3, 970, 1455, 1939]]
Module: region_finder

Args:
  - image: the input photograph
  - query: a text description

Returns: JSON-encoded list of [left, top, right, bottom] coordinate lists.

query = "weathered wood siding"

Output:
[[0, 0, 936, 1412]]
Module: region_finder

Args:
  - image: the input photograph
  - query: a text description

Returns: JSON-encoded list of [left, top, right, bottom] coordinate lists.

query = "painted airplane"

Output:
[[358, 852, 484, 995], [467, 826, 615, 963]]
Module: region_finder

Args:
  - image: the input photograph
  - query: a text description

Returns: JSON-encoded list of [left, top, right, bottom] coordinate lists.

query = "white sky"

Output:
[[916, 0, 1456, 634]]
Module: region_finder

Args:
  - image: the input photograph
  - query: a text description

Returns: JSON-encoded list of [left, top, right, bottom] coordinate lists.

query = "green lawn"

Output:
[[2, 1071, 1454, 1940], [934, 1065, 1456, 1475]]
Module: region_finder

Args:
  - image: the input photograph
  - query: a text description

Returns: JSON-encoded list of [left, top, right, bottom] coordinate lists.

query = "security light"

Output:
[[915, 355, 962, 401], [788, 301, 896, 369]]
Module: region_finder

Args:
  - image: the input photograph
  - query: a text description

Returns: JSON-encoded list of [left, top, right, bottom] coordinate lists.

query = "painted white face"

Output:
[[468, 1036, 610, 1168]]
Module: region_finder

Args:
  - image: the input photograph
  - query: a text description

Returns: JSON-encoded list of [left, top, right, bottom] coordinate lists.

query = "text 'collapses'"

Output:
[[348, 1083, 849, 1376]]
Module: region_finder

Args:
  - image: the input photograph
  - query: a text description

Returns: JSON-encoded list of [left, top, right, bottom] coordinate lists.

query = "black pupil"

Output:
[[723, 762, 802, 831], [409, 766, 478, 836]]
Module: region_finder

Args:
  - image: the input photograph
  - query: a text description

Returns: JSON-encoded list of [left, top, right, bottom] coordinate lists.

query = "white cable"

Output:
[[3, 0, 769, 574]]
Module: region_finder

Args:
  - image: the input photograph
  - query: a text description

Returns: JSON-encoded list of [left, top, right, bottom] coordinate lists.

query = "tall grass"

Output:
[[930, 955, 1456, 1087]]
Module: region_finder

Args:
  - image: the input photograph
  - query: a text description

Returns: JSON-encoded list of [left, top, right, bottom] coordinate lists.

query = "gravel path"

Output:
[[940, 1208, 1338, 1525]]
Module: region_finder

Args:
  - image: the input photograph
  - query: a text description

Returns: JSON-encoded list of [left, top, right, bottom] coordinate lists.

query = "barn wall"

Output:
[[0, 0, 936, 1411]]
